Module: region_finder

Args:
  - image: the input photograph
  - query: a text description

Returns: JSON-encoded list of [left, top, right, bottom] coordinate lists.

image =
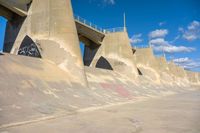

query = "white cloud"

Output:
[[104, 0, 115, 5], [149, 38, 196, 53], [152, 45, 195, 53], [130, 34, 143, 44], [170, 35, 180, 43], [159, 22, 166, 26], [183, 61, 200, 69], [173, 57, 200, 70], [173, 57, 191, 63], [188, 21, 200, 30], [89, 0, 115, 6], [180, 20, 200, 41], [149, 29, 168, 38], [149, 38, 168, 45]]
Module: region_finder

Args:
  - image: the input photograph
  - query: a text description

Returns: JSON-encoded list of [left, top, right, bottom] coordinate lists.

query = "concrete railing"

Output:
[[74, 15, 126, 34]]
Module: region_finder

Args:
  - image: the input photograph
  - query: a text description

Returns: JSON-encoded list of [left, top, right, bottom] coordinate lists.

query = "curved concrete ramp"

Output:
[[1, 53, 198, 128], [0, 54, 100, 127]]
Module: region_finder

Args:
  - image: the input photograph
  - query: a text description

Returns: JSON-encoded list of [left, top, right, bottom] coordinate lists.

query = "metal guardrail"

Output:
[[104, 27, 126, 34], [74, 15, 125, 34]]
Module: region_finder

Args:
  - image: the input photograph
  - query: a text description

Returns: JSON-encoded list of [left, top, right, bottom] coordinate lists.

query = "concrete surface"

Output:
[[1, 90, 200, 133], [0, 1, 200, 133], [1, 0, 87, 86], [90, 32, 139, 79], [0, 53, 199, 130], [0, 0, 30, 17], [75, 20, 105, 45]]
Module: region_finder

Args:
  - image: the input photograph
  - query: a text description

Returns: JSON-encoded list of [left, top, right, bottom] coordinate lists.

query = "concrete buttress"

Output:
[[90, 32, 139, 79], [2, 0, 87, 86]]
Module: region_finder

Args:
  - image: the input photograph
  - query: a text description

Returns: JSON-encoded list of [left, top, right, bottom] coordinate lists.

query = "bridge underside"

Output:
[[0, 0, 30, 18], [75, 20, 105, 46]]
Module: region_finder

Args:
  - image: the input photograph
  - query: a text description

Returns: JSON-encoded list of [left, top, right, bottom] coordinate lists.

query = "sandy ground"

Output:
[[1, 90, 200, 133]]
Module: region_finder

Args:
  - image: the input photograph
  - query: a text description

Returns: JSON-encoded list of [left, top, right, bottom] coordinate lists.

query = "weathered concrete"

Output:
[[168, 61, 186, 79], [75, 20, 139, 78], [198, 73, 200, 83], [133, 48, 160, 82], [0, 54, 100, 127], [133, 48, 192, 86], [0, 1, 200, 132], [0, 53, 198, 130], [1, 90, 200, 133], [0, 0, 30, 17], [186, 70, 199, 84], [1, 0, 87, 86], [134, 48, 174, 84], [75, 20, 105, 45], [90, 32, 139, 79]]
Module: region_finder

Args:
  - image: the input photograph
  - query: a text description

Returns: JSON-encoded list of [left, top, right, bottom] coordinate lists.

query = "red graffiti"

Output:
[[100, 83, 133, 99]]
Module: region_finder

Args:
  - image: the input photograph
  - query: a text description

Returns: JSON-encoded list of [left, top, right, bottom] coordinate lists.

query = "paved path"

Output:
[[1, 90, 200, 133]]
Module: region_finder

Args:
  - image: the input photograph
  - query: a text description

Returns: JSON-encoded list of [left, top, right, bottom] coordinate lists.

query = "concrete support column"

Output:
[[9, 0, 87, 86], [90, 32, 139, 79]]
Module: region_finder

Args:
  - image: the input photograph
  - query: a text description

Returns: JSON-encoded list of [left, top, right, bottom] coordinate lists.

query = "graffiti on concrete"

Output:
[[100, 83, 133, 99], [18, 36, 41, 58]]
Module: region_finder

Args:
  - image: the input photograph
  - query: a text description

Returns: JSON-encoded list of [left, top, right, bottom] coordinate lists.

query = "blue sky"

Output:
[[0, 0, 199, 71], [0, 17, 6, 51]]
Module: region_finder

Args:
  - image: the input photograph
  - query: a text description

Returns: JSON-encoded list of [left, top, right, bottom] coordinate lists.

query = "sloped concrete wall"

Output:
[[134, 48, 190, 85], [4, 0, 87, 86], [186, 71, 199, 83], [0, 54, 99, 126], [90, 32, 138, 79], [134, 48, 162, 69], [198, 73, 200, 83], [133, 48, 161, 82], [0, 53, 198, 128], [168, 61, 186, 79]]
